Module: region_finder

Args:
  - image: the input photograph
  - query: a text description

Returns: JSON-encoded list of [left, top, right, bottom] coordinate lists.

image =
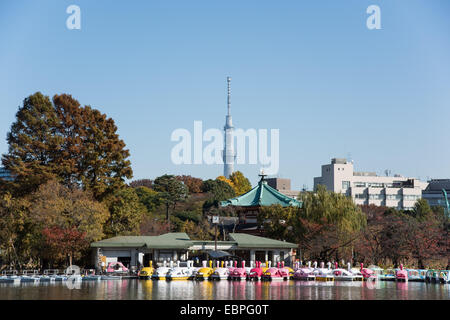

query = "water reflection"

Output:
[[0, 280, 448, 300]]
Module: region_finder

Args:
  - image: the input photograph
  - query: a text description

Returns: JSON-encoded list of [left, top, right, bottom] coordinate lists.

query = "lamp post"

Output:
[[212, 216, 219, 251]]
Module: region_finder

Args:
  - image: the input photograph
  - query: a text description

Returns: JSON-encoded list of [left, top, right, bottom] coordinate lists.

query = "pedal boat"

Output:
[[230, 261, 248, 281], [248, 261, 264, 281], [210, 261, 230, 281], [152, 261, 170, 280], [380, 268, 396, 281], [195, 260, 214, 280], [406, 269, 423, 282], [293, 261, 315, 281], [359, 263, 377, 280], [166, 261, 196, 280], [315, 262, 334, 282]]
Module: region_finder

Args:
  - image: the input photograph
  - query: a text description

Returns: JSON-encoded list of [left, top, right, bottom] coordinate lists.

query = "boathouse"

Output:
[[220, 173, 302, 235], [90, 232, 297, 270]]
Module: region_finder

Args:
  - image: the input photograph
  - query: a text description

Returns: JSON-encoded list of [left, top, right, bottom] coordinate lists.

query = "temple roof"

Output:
[[220, 178, 302, 208]]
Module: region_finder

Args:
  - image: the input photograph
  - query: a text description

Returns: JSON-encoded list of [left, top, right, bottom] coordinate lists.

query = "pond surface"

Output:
[[0, 280, 448, 300]]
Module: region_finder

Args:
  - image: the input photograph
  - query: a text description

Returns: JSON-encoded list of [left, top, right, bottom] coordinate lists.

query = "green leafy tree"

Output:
[[181, 219, 215, 240], [201, 179, 236, 213], [153, 174, 188, 231], [260, 186, 366, 261], [413, 198, 432, 221], [229, 171, 252, 195], [0, 194, 37, 268], [134, 186, 161, 213], [103, 187, 146, 237]]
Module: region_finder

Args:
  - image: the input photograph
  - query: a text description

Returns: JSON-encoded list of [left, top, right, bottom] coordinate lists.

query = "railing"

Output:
[[43, 269, 59, 276], [1, 270, 18, 276], [21, 270, 39, 276]]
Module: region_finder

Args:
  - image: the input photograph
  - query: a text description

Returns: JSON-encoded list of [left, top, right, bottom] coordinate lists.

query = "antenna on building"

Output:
[[347, 152, 353, 164]]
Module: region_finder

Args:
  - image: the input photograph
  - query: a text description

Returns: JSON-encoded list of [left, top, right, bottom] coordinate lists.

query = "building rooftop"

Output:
[[220, 178, 302, 208], [91, 233, 193, 249], [91, 232, 297, 250], [424, 179, 450, 192]]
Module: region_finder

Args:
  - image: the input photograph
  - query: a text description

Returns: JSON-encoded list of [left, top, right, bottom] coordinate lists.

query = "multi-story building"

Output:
[[313, 158, 428, 210], [422, 179, 450, 208], [0, 167, 13, 181], [265, 178, 300, 199]]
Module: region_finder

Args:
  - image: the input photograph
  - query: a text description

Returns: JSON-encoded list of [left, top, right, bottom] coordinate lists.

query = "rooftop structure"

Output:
[[220, 176, 302, 208], [422, 179, 450, 208], [220, 174, 301, 235], [265, 177, 300, 199], [314, 158, 428, 210]]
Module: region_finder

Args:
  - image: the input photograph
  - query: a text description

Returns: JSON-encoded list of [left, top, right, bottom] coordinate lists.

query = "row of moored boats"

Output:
[[0, 269, 126, 283]]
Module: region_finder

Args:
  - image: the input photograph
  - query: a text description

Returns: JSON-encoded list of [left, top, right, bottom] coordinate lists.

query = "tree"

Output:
[[229, 171, 252, 196], [53, 94, 133, 200], [176, 175, 203, 193], [41, 226, 88, 266], [139, 217, 170, 236], [129, 179, 153, 189], [0, 194, 37, 269], [134, 186, 161, 213], [2, 92, 133, 200], [153, 174, 188, 231], [103, 187, 146, 237], [31, 180, 109, 243], [258, 205, 298, 242], [412, 198, 432, 221], [404, 213, 444, 268], [216, 176, 235, 190], [201, 179, 236, 213], [260, 186, 366, 261], [2, 92, 62, 196], [181, 219, 215, 240]]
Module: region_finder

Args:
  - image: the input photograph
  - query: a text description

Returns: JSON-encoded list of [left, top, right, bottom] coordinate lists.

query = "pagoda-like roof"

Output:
[[220, 178, 302, 208]]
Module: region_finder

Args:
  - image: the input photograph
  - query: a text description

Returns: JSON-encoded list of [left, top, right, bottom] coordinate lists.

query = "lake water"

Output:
[[0, 280, 448, 300]]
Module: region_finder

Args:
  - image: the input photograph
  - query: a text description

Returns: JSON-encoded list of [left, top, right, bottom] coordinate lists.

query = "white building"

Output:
[[313, 158, 428, 210]]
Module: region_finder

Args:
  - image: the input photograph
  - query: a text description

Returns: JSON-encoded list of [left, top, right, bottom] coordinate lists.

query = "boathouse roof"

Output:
[[220, 177, 302, 208], [228, 233, 297, 249], [91, 232, 193, 249], [91, 232, 297, 250]]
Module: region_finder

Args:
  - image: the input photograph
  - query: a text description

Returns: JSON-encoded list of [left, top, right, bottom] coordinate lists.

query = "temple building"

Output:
[[220, 174, 302, 235]]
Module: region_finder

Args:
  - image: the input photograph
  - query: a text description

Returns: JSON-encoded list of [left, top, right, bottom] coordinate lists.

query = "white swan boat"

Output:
[[315, 262, 334, 282], [210, 261, 230, 280], [152, 261, 171, 280], [166, 261, 197, 280], [293, 261, 316, 281]]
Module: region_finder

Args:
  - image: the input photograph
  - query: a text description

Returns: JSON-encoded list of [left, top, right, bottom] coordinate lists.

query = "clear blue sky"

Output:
[[1, 0, 449, 188]]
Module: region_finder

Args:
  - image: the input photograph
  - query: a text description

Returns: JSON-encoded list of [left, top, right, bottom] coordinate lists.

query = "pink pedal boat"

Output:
[[248, 261, 264, 281], [360, 263, 377, 280], [230, 261, 247, 281], [261, 263, 289, 281], [395, 264, 408, 282], [293, 261, 316, 281]]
